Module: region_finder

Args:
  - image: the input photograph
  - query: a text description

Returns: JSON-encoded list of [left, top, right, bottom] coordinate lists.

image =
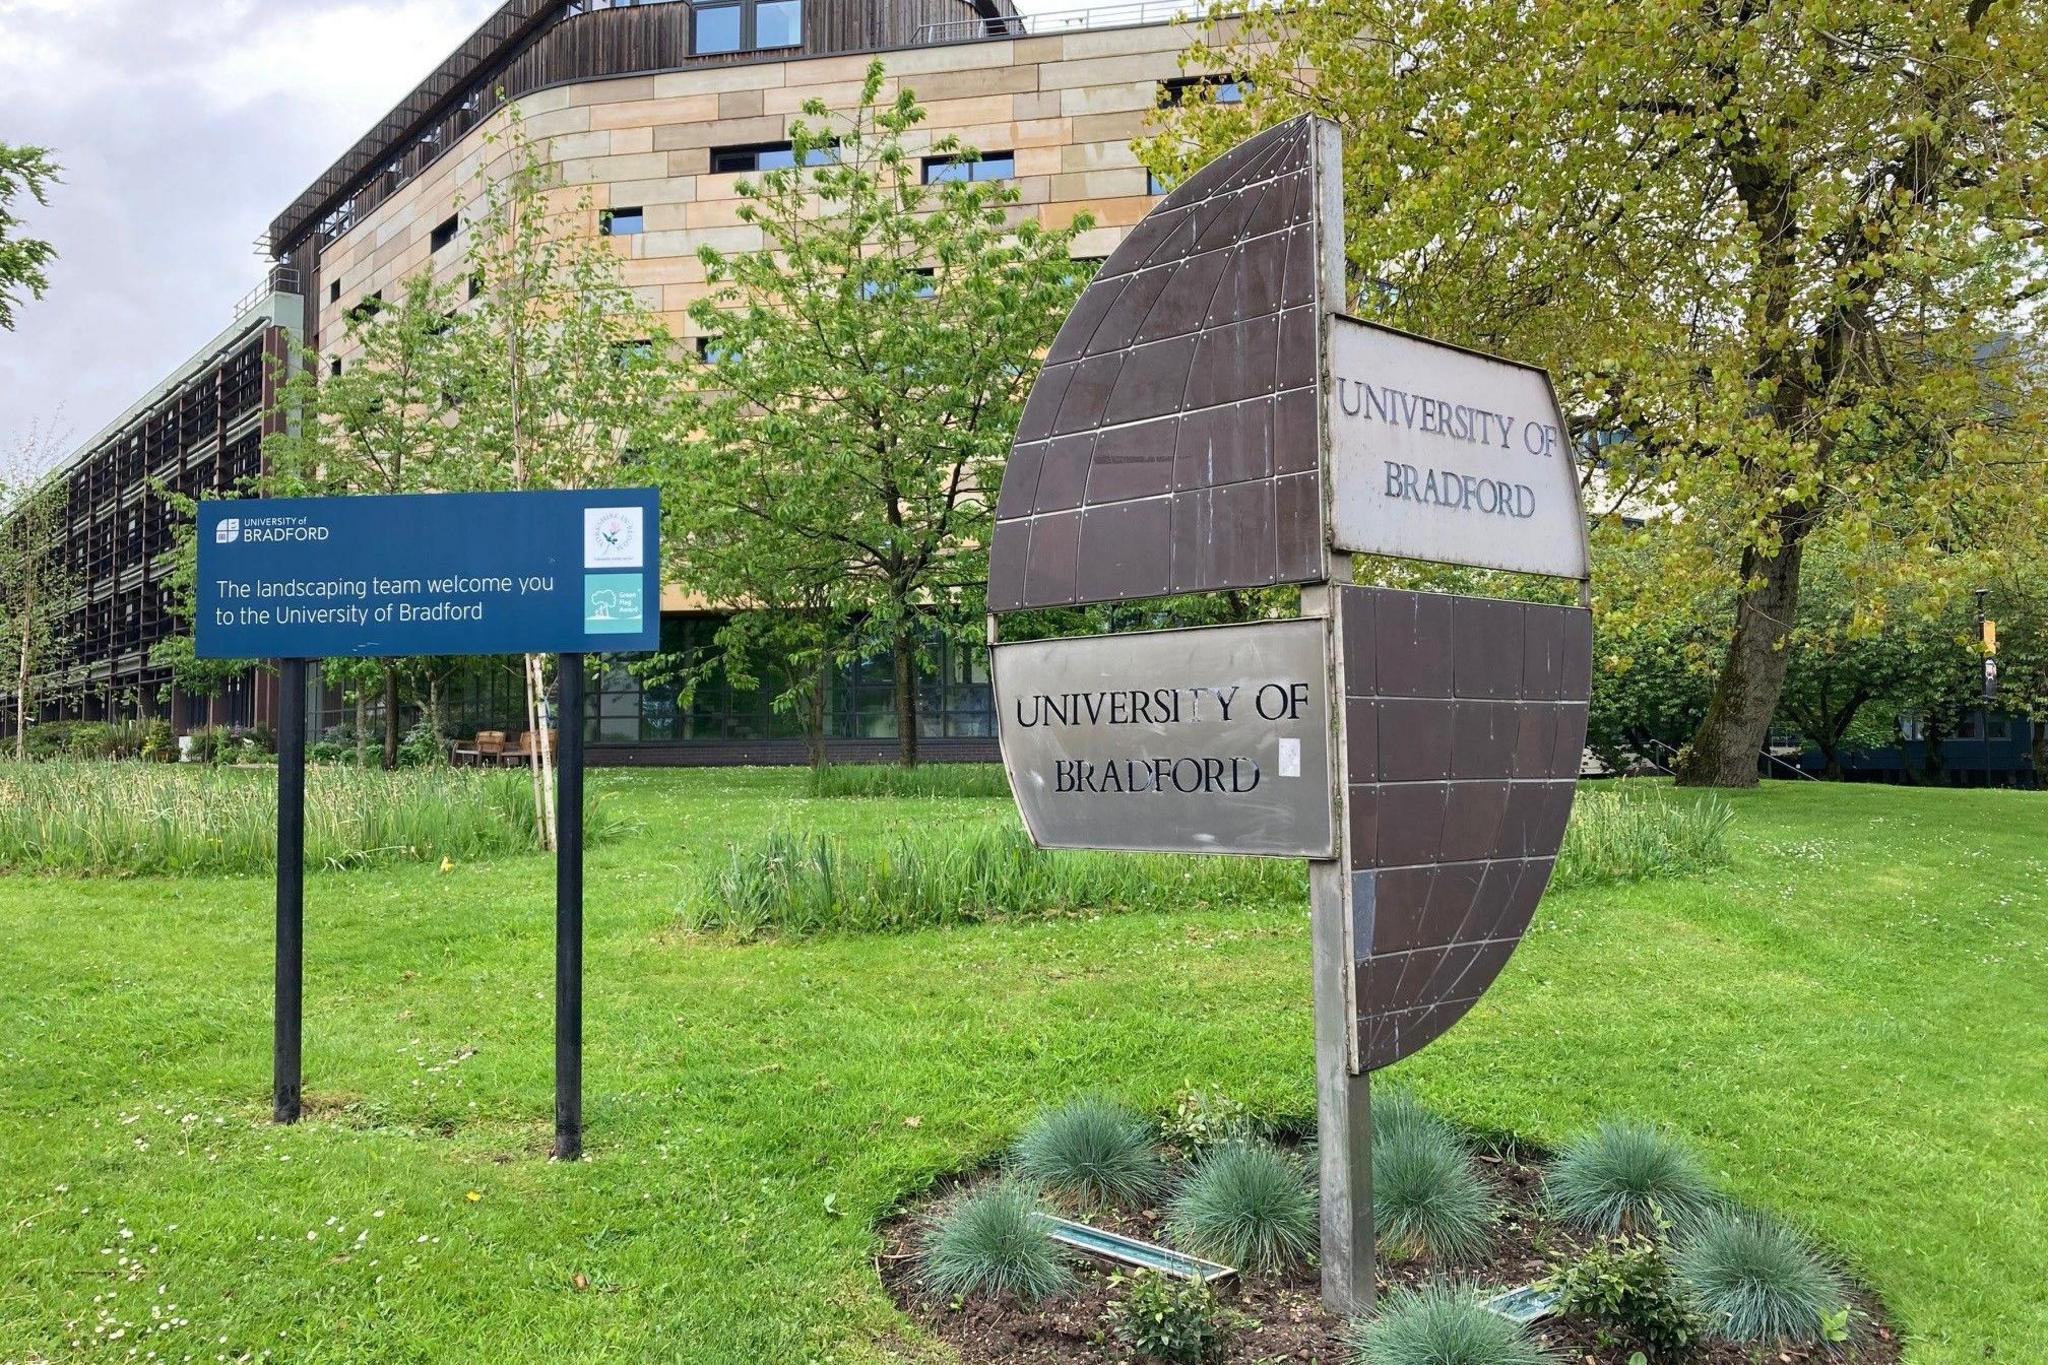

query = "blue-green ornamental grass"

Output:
[[1675, 1209, 1846, 1344], [1346, 1283, 1561, 1365], [921, 1180, 1074, 1303], [1011, 1096, 1165, 1210], [1167, 1140, 1318, 1273], [1546, 1118, 1720, 1234], [1369, 1086, 1458, 1150], [1371, 1119, 1498, 1263]]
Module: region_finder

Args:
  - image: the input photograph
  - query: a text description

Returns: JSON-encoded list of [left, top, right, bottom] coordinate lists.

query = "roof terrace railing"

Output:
[[913, 0, 1199, 43], [232, 266, 302, 325]]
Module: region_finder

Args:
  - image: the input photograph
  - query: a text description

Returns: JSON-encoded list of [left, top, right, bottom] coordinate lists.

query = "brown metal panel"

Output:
[[988, 116, 1330, 612]]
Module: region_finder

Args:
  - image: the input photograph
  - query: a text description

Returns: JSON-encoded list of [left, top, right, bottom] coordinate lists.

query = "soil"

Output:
[[879, 1153, 1904, 1365]]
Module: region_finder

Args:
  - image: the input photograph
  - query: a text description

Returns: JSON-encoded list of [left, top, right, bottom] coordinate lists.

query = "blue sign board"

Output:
[[196, 488, 661, 659]]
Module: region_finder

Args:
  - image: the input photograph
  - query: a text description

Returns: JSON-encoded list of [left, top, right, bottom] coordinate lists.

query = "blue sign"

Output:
[[196, 488, 661, 659]]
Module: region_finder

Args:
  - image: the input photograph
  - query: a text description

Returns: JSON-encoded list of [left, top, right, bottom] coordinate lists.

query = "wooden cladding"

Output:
[[271, 0, 1011, 257]]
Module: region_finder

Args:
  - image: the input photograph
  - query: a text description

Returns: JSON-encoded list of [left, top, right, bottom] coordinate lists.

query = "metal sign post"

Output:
[[984, 116, 1592, 1318], [199, 489, 658, 1156]]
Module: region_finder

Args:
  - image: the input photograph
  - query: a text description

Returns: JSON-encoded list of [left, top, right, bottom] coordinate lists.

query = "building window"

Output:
[[695, 336, 734, 364], [328, 280, 341, 304], [1148, 170, 1170, 196], [694, 0, 800, 55], [329, 358, 342, 378], [602, 207, 645, 236], [710, 142, 836, 173], [1160, 75, 1249, 106], [861, 267, 937, 300], [430, 215, 459, 252], [923, 152, 1016, 184], [468, 272, 484, 301], [613, 339, 656, 368], [346, 291, 383, 324]]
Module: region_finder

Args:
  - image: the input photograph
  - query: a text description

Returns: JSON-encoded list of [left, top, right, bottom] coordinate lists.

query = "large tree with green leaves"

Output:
[[663, 61, 1091, 765], [0, 425, 72, 757], [1154, 0, 2048, 787], [0, 143, 58, 332]]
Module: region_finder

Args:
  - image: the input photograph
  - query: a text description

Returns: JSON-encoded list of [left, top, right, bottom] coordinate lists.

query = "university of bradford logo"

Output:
[[214, 518, 241, 544]]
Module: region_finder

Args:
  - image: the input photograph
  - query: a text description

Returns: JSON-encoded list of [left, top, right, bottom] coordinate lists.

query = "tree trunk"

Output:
[[15, 608, 28, 762], [806, 651, 829, 771], [1922, 713, 1945, 784], [355, 694, 368, 768], [1676, 535, 1806, 788], [892, 621, 919, 768], [2030, 714, 2046, 791], [382, 664, 400, 770]]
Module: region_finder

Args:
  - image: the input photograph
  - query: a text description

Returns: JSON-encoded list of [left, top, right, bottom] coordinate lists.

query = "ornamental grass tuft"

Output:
[[1346, 1283, 1561, 1365], [1011, 1096, 1165, 1210], [920, 1180, 1073, 1303], [1167, 1140, 1318, 1274], [1552, 785, 1735, 889], [1371, 1120, 1498, 1263], [1674, 1209, 1846, 1345], [1546, 1118, 1719, 1234]]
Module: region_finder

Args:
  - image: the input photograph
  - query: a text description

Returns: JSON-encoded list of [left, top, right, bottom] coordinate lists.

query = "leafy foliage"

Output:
[[660, 61, 1090, 765], [1154, 1, 2048, 787], [1101, 1271, 1237, 1364], [1545, 1235, 1704, 1356], [1159, 1090, 1261, 1158], [1371, 1118, 1497, 1264], [1167, 1140, 1317, 1274], [1675, 1210, 1846, 1345], [0, 143, 59, 330], [1346, 1283, 1561, 1365], [1546, 1120, 1719, 1235], [1012, 1096, 1164, 1210], [921, 1180, 1072, 1303]]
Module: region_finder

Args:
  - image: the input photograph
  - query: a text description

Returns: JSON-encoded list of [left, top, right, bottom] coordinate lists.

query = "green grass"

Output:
[[803, 763, 1013, 800], [0, 760, 617, 876], [0, 774, 2043, 1361], [1552, 783, 1735, 889]]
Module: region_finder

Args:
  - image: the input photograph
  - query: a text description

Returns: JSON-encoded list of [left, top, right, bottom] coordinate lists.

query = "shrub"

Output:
[[1546, 1119, 1718, 1235], [1346, 1283, 1560, 1365], [1553, 785, 1735, 889], [1012, 1096, 1164, 1210], [1674, 1210, 1845, 1345], [398, 718, 446, 767], [683, 821, 1302, 940], [186, 726, 229, 764], [1160, 1090, 1260, 1157], [138, 718, 178, 763], [1167, 1140, 1317, 1273], [1371, 1120, 1497, 1263], [921, 1181, 1073, 1303], [1101, 1271, 1237, 1364], [1545, 1234, 1704, 1356], [805, 762, 1012, 799]]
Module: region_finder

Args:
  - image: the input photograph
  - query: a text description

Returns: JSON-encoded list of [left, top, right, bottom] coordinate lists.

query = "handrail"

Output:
[[232, 266, 303, 324], [1636, 733, 1819, 781], [914, 0, 1204, 43]]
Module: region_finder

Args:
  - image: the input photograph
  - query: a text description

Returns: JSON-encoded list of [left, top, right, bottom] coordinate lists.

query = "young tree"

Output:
[[1154, 0, 2048, 787], [146, 488, 255, 733], [0, 143, 59, 331], [266, 272, 464, 767], [665, 62, 1091, 765], [0, 426, 72, 758], [440, 102, 683, 839]]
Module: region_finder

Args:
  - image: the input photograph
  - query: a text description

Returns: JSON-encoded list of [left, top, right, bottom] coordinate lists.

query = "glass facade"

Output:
[[583, 615, 993, 745]]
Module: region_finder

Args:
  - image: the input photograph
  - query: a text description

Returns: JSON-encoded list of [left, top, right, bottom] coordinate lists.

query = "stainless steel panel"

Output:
[[993, 618, 1334, 857]]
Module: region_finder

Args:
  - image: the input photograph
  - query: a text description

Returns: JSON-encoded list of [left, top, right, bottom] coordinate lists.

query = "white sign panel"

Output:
[[1326, 315, 1590, 579], [993, 619, 1334, 858]]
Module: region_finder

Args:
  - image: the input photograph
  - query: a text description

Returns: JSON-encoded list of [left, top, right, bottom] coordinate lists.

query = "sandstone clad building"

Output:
[[11, 0, 1238, 760]]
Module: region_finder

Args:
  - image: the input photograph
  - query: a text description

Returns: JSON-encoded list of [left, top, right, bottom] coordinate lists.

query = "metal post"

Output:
[[1310, 860, 1373, 1316], [273, 658, 306, 1124], [553, 653, 585, 1160]]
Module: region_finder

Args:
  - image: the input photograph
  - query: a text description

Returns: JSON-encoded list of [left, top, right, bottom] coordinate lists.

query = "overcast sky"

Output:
[[0, 0, 506, 470]]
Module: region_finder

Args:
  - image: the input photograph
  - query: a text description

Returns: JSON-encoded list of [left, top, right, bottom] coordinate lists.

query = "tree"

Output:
[[664, 62, 1090, 765], [0, 143, 58, 331], [266, 272, 464, 768], [147, 488, 255, 732], [0, 426, 72, 758], [1153, 0, 2048, 787], [1774, 540, 1932, 778], [439, 102, 683, 838]]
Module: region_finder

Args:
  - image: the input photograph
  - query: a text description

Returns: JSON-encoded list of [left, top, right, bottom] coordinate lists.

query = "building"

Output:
[[9, 0, 1236, 762]]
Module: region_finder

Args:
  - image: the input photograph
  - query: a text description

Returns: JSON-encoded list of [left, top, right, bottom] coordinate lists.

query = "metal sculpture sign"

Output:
[[986, 115, 1592, 1314], [993, 619, 1334, 857]]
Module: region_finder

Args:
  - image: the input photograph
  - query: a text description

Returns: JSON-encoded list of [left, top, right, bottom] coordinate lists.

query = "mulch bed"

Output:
[[879, 1154, 1903, 1365]]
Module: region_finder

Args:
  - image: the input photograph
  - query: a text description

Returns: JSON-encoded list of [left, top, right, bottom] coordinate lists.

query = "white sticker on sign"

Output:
[[1278, 737, 1302, 778]]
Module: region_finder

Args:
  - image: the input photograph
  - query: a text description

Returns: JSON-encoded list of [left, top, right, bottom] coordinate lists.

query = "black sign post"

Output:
[[553, 653, 584, 1161], [274, 657, 307, 1124]]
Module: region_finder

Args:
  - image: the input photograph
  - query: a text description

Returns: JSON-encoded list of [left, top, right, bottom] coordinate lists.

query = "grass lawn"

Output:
[[1, 772, 2043, 1363]]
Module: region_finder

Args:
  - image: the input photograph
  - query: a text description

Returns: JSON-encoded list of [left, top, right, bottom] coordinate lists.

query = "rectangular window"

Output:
[[694, 1, 741, 53], [601, 207, 645, 236], [346, 291, 383, 324], [430, 214, 458, 252], [1148, 170, 1170, 196], [923, 152, 1016, 184], [710, 142, 836, 173], [328, 280, 341, 304], [468, 272, 484, 301], [695, 336, 732, 364], [329, 358, 342, 378], [756, 0, 801, 47], [1160, 75, 1248, 106], [613, 339, 655, 368]]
